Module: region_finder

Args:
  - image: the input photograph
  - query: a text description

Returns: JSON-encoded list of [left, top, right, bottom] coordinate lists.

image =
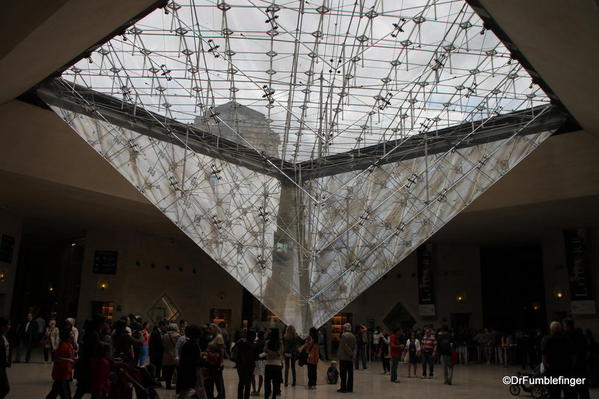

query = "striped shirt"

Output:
[[421, 335, 437, 353]]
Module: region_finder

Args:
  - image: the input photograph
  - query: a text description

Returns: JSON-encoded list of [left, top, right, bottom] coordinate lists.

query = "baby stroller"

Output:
[[508, 368, 549, 399], [110, 363, 161, 399]]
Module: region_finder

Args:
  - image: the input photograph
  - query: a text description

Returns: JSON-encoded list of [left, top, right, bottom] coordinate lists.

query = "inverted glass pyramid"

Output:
[[39, 0, 566, 335]]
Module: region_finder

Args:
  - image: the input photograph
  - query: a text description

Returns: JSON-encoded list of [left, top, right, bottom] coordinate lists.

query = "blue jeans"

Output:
[[138, 344, 149, 366]]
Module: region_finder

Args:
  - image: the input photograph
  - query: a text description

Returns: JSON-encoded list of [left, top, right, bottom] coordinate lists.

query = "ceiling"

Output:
[[0, 0, 160, 104], [477, 0, 599, 136], [1, 0, 598, 245], [1, 0, 597, 136]]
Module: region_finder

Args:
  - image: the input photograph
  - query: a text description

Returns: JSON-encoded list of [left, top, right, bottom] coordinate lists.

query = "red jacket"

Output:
[[52, 342, 75, 380], [389, 334, 402, 358]]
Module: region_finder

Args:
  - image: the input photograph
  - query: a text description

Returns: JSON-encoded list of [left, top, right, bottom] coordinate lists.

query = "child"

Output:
[[45, 327, 76, 399], [327, 361, 339, 384]]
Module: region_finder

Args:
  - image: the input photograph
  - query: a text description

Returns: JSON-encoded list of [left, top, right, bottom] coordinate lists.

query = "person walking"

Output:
[[149, 320, 167, 384], [380, 330, 390, 375], [372, 327, 381, 362], [15, 313, 38, 363], [206, 323, 226, 399], [0, 318, 11, 399], [354, 326, 367, 370], [252, 330, 266, 396], [43, 319, 60, 363], [282, 325, 299, 387], [437, 326, 455, 385], [177, 324, 207, 398], [421, 328, 437, 379], [233, 329, 257, 399], [389, 329, 402, 383], [139, 322, 150, 366], [337, 323, 356, 393], [45, 328, 76, 399], [564, 319, 590, 399], [161, 324, 181, 390], [404, 331, 421, 378], [542, 321, 573, 399], [264, 328, 283, 399], [303, 328, 320, 389]]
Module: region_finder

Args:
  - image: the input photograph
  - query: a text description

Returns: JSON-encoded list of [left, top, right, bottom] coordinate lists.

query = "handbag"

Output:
[[206, 350, 222, 367], [450, 348, 458, 367], [298, 349, 308, 367]]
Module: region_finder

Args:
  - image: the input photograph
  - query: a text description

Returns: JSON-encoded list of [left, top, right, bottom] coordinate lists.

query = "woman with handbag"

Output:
[[282, 325, 299, 387], [301, 328, 320, 389]]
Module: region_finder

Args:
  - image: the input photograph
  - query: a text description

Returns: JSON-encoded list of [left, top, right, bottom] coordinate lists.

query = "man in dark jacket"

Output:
[[338, 323, 357, 393], [149, 320, 167, 382], [542, 321, 574, 399], [0, 317, 11, 399], [234, 329, 258, 399], [564, 319, 590, 399], [15, 313, 37, 363], [176, 324, 208, 396]]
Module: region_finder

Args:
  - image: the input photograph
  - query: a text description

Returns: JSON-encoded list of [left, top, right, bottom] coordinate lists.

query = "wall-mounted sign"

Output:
[[93, 250, 118, 275], [0, 234, 15, 264], [563, 228, 592, 300], [418, 304, 436, 317], [417, 243, 435, 306], [571, 300, 596, 315]]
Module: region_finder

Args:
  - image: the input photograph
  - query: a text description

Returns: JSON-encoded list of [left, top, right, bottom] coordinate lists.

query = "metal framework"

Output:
[[39, 0, 569, 334]]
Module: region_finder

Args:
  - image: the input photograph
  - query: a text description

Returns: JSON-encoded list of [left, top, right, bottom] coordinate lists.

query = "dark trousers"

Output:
[[15, 341, 32, 362], [283, 355, 296, 386], [549, 385, 574, 399], [206, 366, 225, 399], [264, 365, 282, 399], [307, 363, 317, 387], [0, 367, 9, 399], [44, 347, 52, 362], [72, 372, 90, 399], [391, 357, 400, 382], [150, 356, 163, 380], [162, 365, 176, 388], [237, 367, 253, 399], [422, 351, 434, 376], [46, 379, 72, 399], [355, 346, 367, 369], [382, 357, 390, 373], [339, 360, 353, 392]]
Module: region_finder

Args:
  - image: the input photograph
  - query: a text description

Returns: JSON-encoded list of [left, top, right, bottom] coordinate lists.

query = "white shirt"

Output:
[[373, 332, 381, 345], [2, 336, 8, 361], [175, 335, 189, 361]]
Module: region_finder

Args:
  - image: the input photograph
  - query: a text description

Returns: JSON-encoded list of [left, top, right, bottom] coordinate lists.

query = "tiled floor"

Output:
[[7, 356, 598, 399]]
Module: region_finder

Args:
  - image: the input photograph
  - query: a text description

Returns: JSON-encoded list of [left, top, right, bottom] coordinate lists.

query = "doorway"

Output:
[[480, 246, 546, 331]]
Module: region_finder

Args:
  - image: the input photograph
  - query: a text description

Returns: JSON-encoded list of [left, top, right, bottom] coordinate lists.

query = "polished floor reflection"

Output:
[[7, 356, 599, 399]]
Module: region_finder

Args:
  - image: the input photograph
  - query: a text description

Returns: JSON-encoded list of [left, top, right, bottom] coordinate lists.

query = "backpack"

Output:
[[438, 334, 452, 355]]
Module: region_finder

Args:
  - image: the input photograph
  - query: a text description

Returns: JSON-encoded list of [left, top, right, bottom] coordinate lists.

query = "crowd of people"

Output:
[[0, 312, 597, 399]]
